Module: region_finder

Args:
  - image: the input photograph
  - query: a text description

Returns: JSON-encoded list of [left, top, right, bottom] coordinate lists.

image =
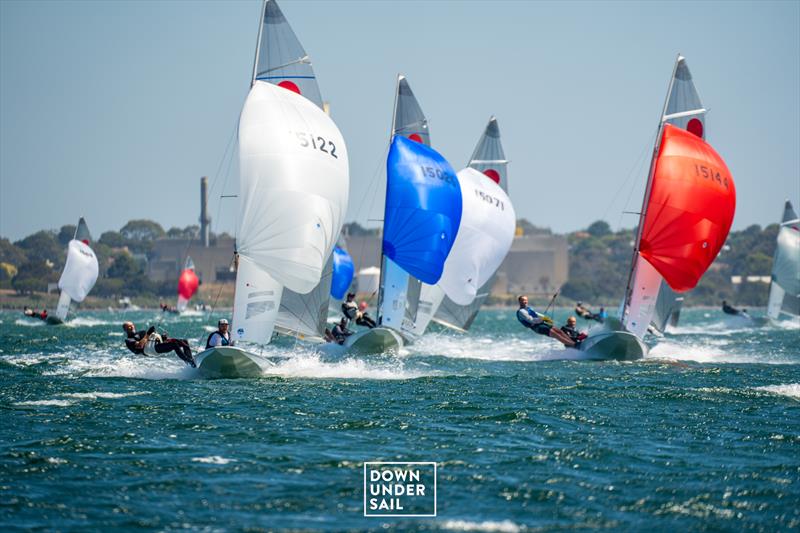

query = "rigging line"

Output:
[[600, 130, 656, 226], [197, 254, 235, 347]]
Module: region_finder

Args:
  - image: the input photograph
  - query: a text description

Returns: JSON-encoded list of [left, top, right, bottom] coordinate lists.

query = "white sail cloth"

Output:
[[58, 240, 99, 303], [772, 224, 800, 297], [438, 168, 516, 305], [237, 81, 349, 295]]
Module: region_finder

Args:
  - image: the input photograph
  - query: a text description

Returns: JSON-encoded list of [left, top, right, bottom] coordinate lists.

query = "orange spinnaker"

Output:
[[178, 269, 199, 301], [640, 124, 736, 292]]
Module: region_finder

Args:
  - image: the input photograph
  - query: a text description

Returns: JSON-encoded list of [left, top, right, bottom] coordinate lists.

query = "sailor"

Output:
[[560, 316, 587, 347], [331, 317, 354, 345], [122, 321, 196, 367], [341, 293, 359, 324], [721, 300, 742, 316], [23, 307, 48, 321], [206, 319, 231, 348], [517, 295, 576, 348], [597, 307, 607, 323], [574, 302, 593, 320], [356, 301, 377, 329]]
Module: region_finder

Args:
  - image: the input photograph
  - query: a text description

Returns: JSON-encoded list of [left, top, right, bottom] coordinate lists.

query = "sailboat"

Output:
[[408, 118, 516, 337], [579, 55, 737, 360], [195, 0, 349, 377], [432, 117, 512, 332], [48, 217, 99, 324], [176, 256, 199, 313], [343, 75, 462, 353], [647, 58, 710, 336], [766, 200, 800, 322]]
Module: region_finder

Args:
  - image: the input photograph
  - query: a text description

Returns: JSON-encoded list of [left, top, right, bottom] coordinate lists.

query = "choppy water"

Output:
[[1, 308, 798, 531]]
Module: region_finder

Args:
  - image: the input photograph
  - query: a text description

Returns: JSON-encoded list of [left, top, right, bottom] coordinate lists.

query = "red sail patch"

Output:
[[178, 269, 199, 301], [639, 124, 736, 292]]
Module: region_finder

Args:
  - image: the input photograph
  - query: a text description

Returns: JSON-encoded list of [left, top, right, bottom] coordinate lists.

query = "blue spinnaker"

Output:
[[383, 136, 462, 285], [330, 246, 354, 300]]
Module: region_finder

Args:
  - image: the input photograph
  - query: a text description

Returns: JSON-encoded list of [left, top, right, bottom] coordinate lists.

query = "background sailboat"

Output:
[[196, 0, 349, 376], [410, 118, 515, 337], [433, 117, 512, 332], [767, 200, 800, 321], [49, 217, 99, 324], [580, 55, 736, 360], [176, 256, 199, 313], [344, 75, 461, 352]]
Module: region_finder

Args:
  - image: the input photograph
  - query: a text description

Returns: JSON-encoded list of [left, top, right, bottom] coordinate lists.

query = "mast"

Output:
[[251, 0, 267, 87], [621, 53, 682, 319], [376, 74, 403, 320]]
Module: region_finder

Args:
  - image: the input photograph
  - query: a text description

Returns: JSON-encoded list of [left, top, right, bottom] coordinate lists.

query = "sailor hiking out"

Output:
[[516, 295, 576, 348], [122, 321, 196, 367]]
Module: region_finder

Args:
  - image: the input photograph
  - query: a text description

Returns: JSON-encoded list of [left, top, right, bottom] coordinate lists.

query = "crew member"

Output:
[[122, 321, 196, 367], [517, 295, 576, 348], [560, 316, 587, 347], [722, 300, 742, 316], [331, 317, 354, 345], [206, 319, 231, 348], [23, 307, 48, 321]]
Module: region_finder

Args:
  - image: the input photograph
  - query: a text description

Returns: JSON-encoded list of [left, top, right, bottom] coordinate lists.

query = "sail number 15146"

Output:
[[694, 164, 728, 189]]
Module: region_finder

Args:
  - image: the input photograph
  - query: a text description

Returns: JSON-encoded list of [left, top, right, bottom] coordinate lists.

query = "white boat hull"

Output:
[[578, 319, 648, 361], [195, 346, 273, 378], [343, 327, 403, 354]]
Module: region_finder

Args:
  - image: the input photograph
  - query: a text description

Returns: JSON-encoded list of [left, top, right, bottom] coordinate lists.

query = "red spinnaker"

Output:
[[640, 124, 736, 292], [178, 269, 199, 301]]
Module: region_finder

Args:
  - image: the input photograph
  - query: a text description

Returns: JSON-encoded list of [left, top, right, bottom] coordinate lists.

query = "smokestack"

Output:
[[200, 176, 210, 247]]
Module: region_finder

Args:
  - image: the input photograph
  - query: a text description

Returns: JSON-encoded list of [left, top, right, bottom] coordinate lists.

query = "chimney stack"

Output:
[[200, 176, 210, 247]]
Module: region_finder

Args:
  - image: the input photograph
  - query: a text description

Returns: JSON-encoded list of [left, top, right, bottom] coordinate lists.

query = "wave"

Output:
[[191, 456, 236, 465], [754, 383, 800, 400], [409, 333, 592, 362], [647, 339, 794, 365], [439, 520, 524, 532]]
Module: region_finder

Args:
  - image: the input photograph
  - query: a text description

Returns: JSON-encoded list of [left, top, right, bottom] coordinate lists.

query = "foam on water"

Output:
[[191, 456, 236, 465], [410, 332, 591, 362], [755, 383, 800, 400], [646, 338, 793, 365], [15, 318, 44, 327], [440, 520, 524, 532]]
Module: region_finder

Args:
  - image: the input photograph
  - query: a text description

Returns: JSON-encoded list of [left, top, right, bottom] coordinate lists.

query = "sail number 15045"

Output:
[[293, 131, 338, 159]]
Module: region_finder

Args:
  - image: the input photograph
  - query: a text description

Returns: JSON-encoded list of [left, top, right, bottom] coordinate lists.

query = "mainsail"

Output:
[[623, 56, 735, 338], [378, 134, 462, 335], [232, 0, 349, 344], [649, 57, 707, 334], [767, 200, 800, 320], [177, 256, 199, 312], [55, 217, 99, 321], [433, 117, 511, 331]]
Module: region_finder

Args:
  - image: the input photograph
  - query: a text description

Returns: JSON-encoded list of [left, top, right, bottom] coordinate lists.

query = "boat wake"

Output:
[[408, 333, 593, 362]]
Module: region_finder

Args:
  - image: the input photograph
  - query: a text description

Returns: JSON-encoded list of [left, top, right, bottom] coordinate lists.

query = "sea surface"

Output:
[[1, 307, 798, 531]]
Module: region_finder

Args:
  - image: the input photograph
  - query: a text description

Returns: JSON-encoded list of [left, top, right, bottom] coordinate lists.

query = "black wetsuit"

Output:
[[331, 324, 353, 344], [722, 303, 741, 315], [356, 313, 377, 329], [125, 330, 195, 367], [561, 324, 580, 342]]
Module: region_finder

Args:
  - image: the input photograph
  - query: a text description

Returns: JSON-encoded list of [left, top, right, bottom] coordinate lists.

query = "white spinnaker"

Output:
[[232, 256, 283, 343], [235, 81, 348, 343], [55, 240, 99, 321], [623, 55, 704, 336], [408, 168, 515, 336], [439, 168, 515, 305], [767, 215, 800, 320]]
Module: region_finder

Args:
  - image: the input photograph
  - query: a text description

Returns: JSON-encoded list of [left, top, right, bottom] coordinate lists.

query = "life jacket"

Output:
[[206, 331, 230, 349], [342, 300, 358, 320], [516, 307, 539, 328]]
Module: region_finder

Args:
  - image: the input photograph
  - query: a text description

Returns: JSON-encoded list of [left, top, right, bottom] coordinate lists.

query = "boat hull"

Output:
[[45, 316, 64, 325], [195, 346, 272, 378], [343, 327, 403, 354], [578, 319, 647, 361]]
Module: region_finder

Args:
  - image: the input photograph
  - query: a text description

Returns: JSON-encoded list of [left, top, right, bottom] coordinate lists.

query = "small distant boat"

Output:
[[580, 55, 736, 360], [195, 0, 349, 377], [343, 75, 462, 353], [176, 256, 199, 313], [45, 217, 99, 325], [767, 200, 800, 322]]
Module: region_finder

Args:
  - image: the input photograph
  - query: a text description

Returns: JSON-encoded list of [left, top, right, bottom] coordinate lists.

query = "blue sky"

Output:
[[1, 0, 798, 241]]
